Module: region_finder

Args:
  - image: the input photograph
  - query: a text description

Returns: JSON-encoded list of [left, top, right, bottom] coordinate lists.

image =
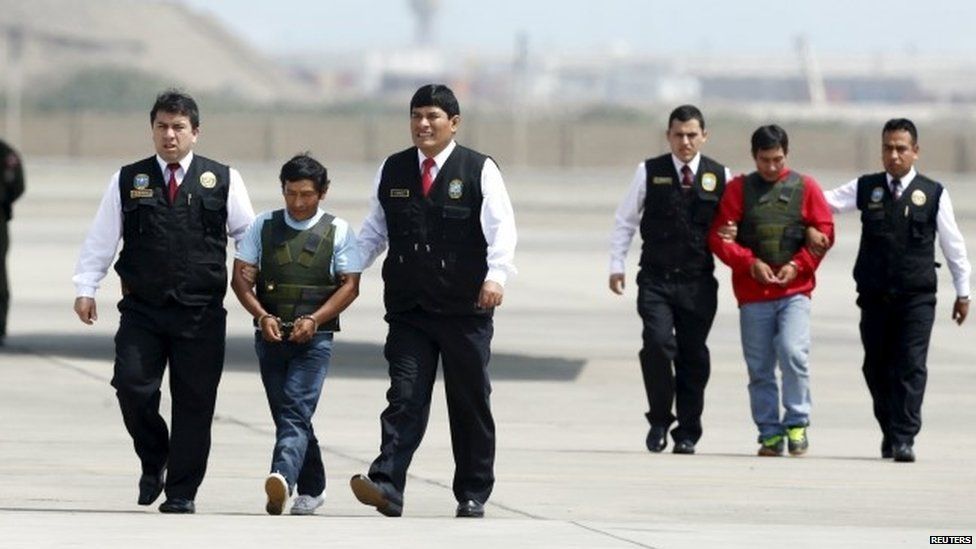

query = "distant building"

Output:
[[0, 0, 316, 106], [5, 0, 976, 114]]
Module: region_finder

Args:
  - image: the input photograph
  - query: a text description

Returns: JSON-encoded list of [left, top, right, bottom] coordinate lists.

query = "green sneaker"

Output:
[[787, 426, 809, 456], [757, 435, 784, 456]]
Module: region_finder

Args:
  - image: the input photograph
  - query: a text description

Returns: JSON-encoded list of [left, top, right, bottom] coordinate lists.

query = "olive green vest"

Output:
[[256, 210, 340, 331], [736, 171, 806, 267]]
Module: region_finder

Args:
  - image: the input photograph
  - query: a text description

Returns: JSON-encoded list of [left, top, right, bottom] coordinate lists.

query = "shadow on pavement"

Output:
[[6, 334, 587, 382]]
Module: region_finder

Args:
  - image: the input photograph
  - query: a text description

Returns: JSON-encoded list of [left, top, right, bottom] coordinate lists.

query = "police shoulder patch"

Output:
[[199, 171, 217, 189], [870, 186, 884, 203], [448, 179, 464, 199], [701, 173, 717, 192], [133, 174, 150, 189], [911, 189, 926, 206]]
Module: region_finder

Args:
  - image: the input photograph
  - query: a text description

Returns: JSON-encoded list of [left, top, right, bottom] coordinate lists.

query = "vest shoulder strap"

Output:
[[744, 171, 802, 207], [297, 214, 335, 267], [262, 210, 337, 267]]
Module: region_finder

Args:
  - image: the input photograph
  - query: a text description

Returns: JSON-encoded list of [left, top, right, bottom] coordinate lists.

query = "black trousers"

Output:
[[111, 296, 226, 500], [858, 292, 935, 447], [368, 308, 495, 504], [636, 272, 718, 443], [0, 217, 9, 337]]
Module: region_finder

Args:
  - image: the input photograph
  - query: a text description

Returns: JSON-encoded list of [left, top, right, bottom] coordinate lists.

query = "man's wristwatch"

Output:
[[958, 296, 971, 303]]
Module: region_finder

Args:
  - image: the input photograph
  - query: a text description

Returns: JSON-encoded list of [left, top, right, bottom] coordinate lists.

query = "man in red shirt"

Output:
[[709, 125, 834, 456]]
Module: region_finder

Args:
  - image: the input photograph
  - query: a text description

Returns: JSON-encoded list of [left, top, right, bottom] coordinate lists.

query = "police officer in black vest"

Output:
[[816, 118, 971, 463], [609, 105, 731, 454], [350, 84, 517, 518], [73, 90, 255, 512], [0, 139, 25, 346]]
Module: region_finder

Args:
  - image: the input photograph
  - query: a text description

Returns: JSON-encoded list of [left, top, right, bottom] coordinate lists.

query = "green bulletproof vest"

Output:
[[256, 210, 340, 331], [737, 171, 806, 267]]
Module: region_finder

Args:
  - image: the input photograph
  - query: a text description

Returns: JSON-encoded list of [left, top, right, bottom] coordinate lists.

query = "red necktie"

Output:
[[421, 157, 436, 196], [681, 164, 694, 190], [891, 178, 902, 200], [167, 163, 180, 205]]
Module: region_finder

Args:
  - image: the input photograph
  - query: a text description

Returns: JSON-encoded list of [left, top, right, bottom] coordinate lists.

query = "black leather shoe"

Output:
[[892, 443, 915, 463], [672, 439, 696, 454], [137, 469, 165, 506], [350, 474, 402, 517], [158, 498, 195, 514], [456, 499, 485, 518], [881, 438, 893, 459], [645, 426, 668, 453]]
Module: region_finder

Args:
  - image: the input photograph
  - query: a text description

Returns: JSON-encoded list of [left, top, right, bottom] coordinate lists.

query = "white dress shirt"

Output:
[[609, 153, 733, 275], [357, 140, 518, 285], [823, 167, 972, 298], [73, 152, 256, 298]]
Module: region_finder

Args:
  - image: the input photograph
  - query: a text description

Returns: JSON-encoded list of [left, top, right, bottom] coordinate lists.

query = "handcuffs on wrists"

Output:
[[257, 313, 317, 338]]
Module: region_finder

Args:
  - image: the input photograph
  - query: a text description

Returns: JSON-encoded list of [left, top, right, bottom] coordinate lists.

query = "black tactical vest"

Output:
[[639, 154, 726, 277], [0, 140, 24, 221], [256, 210, 340, 331], [736, 171, 806, 267], [853, 172, 942, 295], [378, 145, 490, 315], [114, 155, 230, 306]]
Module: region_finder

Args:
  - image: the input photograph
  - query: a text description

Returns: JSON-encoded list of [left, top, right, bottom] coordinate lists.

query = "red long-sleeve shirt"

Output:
[[709, 169, 834, 306]]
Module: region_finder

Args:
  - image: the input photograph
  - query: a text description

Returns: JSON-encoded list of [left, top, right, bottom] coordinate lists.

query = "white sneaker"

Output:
[[290, 493, 325, 515], [265, 473, 289, 515]]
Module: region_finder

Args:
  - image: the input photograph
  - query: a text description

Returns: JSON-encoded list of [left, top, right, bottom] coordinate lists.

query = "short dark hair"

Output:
[[751, 124, 789, 156], [279, 152, 329, 193], [150, 89, 200, 128], [410, 84, 460, 118], [668, 105, 705, 131], [882, 118, 918, 144]]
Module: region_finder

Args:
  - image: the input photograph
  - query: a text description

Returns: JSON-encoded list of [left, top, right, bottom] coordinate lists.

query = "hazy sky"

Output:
[[181, 0, 976, 58]]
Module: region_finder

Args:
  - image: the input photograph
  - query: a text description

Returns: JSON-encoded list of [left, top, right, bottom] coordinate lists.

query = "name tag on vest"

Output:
[[390, 188, 410, 198], [130, 189, 154, 198], [651, 177, 672, 185]]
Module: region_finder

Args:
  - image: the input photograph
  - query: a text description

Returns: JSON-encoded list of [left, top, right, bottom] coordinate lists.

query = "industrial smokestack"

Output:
[[409, 0, 440, 47]]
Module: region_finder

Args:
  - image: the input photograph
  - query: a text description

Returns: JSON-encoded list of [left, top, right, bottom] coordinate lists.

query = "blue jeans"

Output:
[[739, 295, 811, 441], [255, 332, 333, 496]]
